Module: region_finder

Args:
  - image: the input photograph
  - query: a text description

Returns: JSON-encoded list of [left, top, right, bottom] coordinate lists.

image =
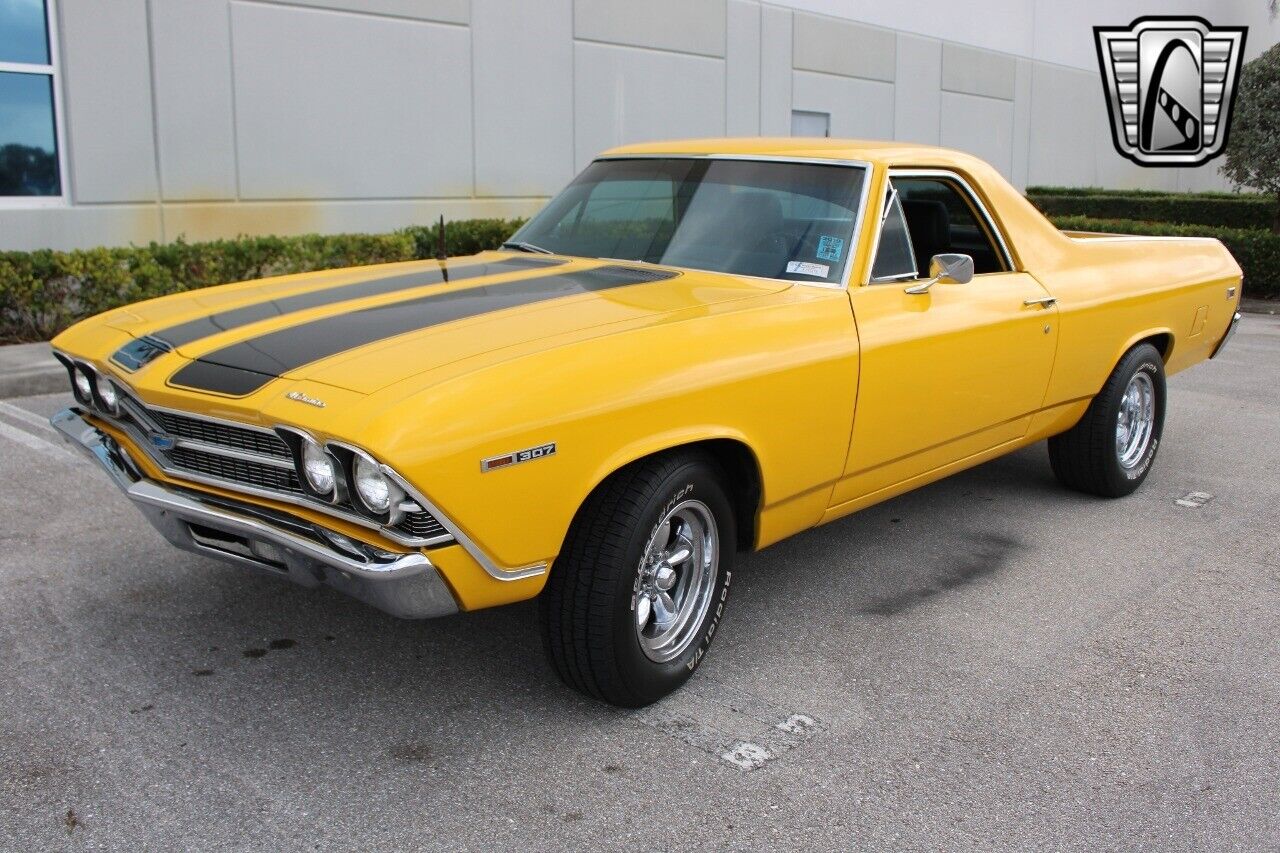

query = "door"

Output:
[[831, 171, 1059, 507]]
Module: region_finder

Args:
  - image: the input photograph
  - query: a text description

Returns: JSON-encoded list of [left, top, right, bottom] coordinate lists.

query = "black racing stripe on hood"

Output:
[[145, 256, 565, 350], [168, 265, 679, 397]]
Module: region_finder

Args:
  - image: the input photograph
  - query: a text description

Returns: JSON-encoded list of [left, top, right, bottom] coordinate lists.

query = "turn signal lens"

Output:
[[353, 454, 392, 514], [301, 440, 336, 495]]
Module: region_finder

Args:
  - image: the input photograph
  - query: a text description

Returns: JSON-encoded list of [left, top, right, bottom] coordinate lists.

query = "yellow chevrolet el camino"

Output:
[[51, 139, 1242, 706]]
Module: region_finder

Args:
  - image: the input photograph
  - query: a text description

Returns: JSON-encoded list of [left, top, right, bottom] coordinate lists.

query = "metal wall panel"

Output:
[[894, 34, 942, 144], [58, 0, 158, 203], [793, 71, 894, 140], [940, 90, 1014, 178], [759, 5, 792, 135], [941, 43, 1016, 101], [151, 0, 237, 200], [792, 13, 895, 82], [15, 0, 1249, 251], [473, 0, 574, 196], [574, 0, 726, 57], [272, 0, 470, 26], [1026, 63, 1097, 187], [726, 0, 762, 135], [573, 42, 725, 169], [230, 2, 473, 200]]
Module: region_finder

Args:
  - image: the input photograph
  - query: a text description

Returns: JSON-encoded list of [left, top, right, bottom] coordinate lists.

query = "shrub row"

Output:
[[0, 213, 1269, 344], [0, 219, 525, 344], [1030, 191, 1276, 231], [1048, 215, 1278, 298], [1026, 185, 1260, 199]]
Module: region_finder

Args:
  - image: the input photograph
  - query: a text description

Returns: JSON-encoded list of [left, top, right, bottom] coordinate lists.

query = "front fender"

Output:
[[355, 287, 859, 610]]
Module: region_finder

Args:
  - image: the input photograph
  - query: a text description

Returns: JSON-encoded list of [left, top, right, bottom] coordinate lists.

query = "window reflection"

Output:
[[0, 72, 60, 196], [0, 0, 50, 65]]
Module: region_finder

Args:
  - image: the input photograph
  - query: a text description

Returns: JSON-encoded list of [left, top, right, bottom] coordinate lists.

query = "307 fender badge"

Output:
[[286, 390, 326, 408], [481, 442, 556, 472]]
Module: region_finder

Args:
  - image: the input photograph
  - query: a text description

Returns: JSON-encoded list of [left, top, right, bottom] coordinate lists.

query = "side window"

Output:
[[893, 177, 1008, 275], [869, 186, 917, 282], [1, 0, 64, 200]]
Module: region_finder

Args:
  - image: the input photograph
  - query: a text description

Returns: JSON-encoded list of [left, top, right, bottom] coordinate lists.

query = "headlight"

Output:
[[353, 453, 397, 515], [301, 439, 336, 496], [73, 368, 93, 402], [95, 375, 120, 413]]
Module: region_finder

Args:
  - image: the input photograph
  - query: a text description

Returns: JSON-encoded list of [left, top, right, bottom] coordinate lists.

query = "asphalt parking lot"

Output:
[[1, 317, 1277, 851]]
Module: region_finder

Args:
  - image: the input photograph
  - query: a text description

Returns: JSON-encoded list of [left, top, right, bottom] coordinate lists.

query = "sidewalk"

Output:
[[0, 342, 65, 399]]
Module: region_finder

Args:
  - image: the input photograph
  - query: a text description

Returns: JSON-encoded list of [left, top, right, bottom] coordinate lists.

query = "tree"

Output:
[[1220, 41, 1280, 232], [0, 144, 58, 196]]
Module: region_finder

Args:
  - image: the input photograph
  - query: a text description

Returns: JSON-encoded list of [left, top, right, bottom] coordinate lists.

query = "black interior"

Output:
[[901, 199, 950, 272], [895, 179, 1007, 274]]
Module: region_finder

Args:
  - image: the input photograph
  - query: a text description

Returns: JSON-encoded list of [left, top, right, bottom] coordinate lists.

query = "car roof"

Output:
[[599, 137, 978, 169]]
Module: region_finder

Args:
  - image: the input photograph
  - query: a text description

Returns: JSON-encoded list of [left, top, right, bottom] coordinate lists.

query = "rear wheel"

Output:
[[1048, 342, 1166, 497], [539, 451, 735, 707]]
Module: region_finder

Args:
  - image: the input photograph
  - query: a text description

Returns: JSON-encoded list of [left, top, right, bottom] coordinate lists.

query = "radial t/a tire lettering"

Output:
[[1048, 342, 1166, 498], [539, 451, 736, 707]]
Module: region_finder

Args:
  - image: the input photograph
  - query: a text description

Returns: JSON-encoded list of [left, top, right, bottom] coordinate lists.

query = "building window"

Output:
[[0, 0, 63, 201], [791, 110, 830, 138]]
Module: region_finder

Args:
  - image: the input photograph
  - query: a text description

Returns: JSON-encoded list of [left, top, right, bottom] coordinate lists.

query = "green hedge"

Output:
[[0, 212, 1269, 344], [1049, 215, 1276, 298], [1027, 185, 1259, 199], [1029, 192, 1274, 231], [0, 219, 525, 344]]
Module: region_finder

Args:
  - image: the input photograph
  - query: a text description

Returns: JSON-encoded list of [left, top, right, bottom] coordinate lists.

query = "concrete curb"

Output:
[[1241, 297, 1277, 316], [0, 342, 67, 399]]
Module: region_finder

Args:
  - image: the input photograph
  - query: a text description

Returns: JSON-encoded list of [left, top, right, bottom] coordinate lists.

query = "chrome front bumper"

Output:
[[51, 408, 459, 619]]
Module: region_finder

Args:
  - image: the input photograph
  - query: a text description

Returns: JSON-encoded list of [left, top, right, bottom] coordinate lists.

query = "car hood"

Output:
[[98, 252, 790, 396]]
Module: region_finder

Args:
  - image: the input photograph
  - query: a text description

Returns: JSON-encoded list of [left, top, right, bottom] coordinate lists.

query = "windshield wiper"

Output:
[[501, 241, 554, 255]]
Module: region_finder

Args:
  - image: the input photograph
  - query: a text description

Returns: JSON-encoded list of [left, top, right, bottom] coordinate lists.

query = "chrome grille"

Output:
[[394, 510, 449, 541], [151, 410, 291, 459], [168, 446, 302, 494], [107, 393, 454, 548]]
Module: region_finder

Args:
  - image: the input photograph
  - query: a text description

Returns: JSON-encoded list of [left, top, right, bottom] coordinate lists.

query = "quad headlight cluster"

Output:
[[55, 353, 123, 417], [276, 428, 411, 524]]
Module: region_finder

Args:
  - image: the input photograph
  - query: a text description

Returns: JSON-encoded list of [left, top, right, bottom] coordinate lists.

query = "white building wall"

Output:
[[3, 0, 1277, 250]]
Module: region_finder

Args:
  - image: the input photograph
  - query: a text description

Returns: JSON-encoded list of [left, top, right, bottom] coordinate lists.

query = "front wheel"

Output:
[[1048, 342, 1167, 498], [539, 451, 736, 707]]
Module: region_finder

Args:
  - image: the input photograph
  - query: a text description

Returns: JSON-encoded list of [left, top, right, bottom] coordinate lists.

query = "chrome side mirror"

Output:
[[904, 253, 975, 294]]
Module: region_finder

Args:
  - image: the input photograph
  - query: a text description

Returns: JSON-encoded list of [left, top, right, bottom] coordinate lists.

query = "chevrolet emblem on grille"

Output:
[[1094, 16, 1247, 167], [149, 433, 176, 451]]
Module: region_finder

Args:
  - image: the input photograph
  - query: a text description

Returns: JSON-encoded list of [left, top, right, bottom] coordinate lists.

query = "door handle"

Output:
[[1024, 296, 1057, 308]]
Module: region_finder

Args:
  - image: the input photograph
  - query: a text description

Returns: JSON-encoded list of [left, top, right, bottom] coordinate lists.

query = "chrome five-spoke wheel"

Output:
[[1116, 372, 1155, 469], [1048, 342, 1165, 498], [541, 451, 735, 706], [633, 499, 719, 663]]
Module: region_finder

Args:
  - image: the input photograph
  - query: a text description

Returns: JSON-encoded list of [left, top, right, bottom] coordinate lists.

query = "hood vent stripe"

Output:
[[169, 265, 679, 397], [145, 256, 565, 351]]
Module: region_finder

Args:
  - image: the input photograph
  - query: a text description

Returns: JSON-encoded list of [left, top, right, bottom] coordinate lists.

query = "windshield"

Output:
[[508, 158, 867, 285]]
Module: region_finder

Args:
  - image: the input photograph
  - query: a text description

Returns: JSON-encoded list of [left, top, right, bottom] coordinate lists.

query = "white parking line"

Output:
[[0, 419, 76, 462], [0, 401, 58, 434]]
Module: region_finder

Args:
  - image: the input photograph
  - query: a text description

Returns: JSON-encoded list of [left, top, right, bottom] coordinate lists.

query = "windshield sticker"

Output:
[[786, 261, 830, 278], [816, 235, 844, 262]]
